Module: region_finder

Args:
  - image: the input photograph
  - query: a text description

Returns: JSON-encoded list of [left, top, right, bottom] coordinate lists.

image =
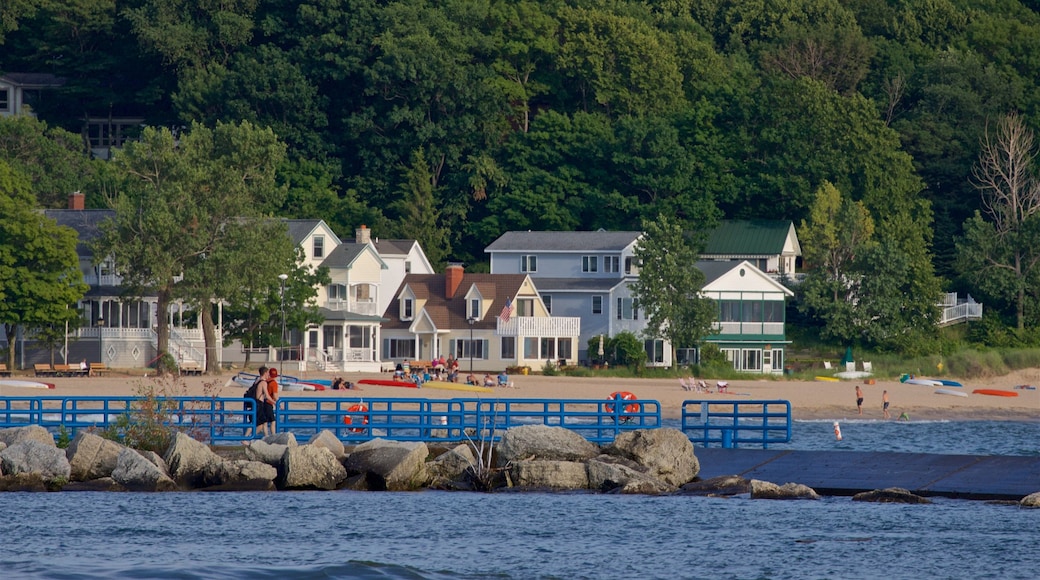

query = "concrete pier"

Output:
[[695, 448, 1040, 500]]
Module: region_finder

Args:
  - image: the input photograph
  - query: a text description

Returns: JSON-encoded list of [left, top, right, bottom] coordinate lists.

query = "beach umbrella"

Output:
[[842, 346, 854, 365]]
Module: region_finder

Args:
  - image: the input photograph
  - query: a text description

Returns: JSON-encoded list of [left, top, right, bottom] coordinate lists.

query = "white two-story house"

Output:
[[485, 231, 653, 365]]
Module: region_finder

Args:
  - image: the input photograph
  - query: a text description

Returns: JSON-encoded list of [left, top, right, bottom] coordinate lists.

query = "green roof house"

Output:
[[702, 220, 801, 278]]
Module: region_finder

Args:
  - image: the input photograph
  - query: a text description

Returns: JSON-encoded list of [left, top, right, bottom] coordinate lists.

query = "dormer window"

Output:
[[401, 297, 414, 320], [313, 235, 325, 259], [469, 298, 481, 319]]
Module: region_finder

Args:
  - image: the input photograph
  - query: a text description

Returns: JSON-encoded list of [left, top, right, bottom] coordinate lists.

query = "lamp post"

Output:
[[467, 317, 477, 373], [97, 317, 105, 369], [278, 274, 288, 376]]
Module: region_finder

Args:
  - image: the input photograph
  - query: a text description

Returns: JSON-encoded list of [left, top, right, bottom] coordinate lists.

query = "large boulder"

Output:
[[112, 448, 178, 491], [163, 432, 224, 488], [278, 445, 347, 490], [0, 440, 71, 481], [510, 460, 589, 489], [427, 444, 477, 488], [265, 432, 298, 447], [0, 472, 49, 491], [749, 479, 819, 500], [242, 439, 291, 465], [1021, 492, 1040, 507], [853, 487, 932, 504], [343, 439, 430, 491], [496, 425, 599, 466], [66, 432, 125, 481], [586, 454, 664, 493], [603, 428, 698, 486], [307, 430, 345, 459], [0, 425, 55, 447], [203, 459, 278, 490], [679, 475, 751, 496]]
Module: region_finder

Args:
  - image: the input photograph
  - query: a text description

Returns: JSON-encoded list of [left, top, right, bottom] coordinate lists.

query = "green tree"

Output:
[[957, 113, 1040, 331], [0, 161, 88, 370], [96, 121, 287, 374], [631, 214, 716, 369], [0, 115, 98, 209]]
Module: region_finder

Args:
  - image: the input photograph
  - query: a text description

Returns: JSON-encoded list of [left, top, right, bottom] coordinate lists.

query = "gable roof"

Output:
[[382, 273, 529, 331], [320, 242, 388, 270], [703, 220, 798, 256], [372, 238, 416, 256], [284, 219, 340, 246], [697, 260, 794, 296], [485, 231, 641, 253], [42, 209, 115, 257]]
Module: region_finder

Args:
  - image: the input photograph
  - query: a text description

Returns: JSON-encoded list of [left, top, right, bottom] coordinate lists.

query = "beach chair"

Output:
[[823, 361, 832, 370], [846, 361, 855, 373], [679, 378, 693, 391], [696, 380, 709, 393], [862, 361, 873, 373], [716, 380, 729, 393]]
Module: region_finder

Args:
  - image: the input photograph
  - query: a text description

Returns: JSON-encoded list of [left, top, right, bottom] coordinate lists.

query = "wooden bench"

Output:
[[0, 363, 10, 377], [34, 363, 56, 377], [53, 364, 71, 376], [89, 362, 108, 377]]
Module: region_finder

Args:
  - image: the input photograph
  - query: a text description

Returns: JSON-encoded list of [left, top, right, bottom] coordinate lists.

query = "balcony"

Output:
[[326, 298, 379, 316], [497, 316, 581, 337], [713, 322, 785, 336]]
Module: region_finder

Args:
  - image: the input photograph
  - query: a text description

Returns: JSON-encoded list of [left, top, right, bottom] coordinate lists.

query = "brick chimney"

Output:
[[68, 191, 84, 210], [355, 224, 371, 244], [445, 263, 464, 298]]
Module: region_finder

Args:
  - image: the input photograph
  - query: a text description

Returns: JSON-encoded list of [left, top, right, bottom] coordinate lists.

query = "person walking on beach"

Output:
[[855, 385, 864, 415], [883, 390, 891, 419]]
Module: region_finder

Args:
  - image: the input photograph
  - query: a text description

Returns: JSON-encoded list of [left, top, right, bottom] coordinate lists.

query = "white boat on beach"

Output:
[[0, 379, 55, 389]]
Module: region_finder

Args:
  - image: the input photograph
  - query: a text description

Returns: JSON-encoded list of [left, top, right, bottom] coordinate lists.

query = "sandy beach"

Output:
[[4, 368, 1037, 422]]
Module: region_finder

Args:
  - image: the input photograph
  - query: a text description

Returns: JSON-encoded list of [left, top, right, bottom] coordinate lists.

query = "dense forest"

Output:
[[3, 0, 1040, 351]]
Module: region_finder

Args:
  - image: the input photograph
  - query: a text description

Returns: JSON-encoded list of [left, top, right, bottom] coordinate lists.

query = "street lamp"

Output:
[[467, 317, 477, 373], [97, 317, 105, 370], [278, 274, 288, 376]]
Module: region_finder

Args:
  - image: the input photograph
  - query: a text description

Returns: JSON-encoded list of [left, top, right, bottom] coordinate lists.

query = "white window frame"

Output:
[[542, 294, 552, 314], [521, 255, 537, 273], [604, 256, 619, 273], [313, 235, 325, 259], [401, 297, 413, 320], [592, 296, 603, 314], [582, 256, 599, 273]]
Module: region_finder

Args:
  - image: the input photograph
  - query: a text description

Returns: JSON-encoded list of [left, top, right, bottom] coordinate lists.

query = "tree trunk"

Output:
[[155, 288, 170, 375], [5, 323, 17, 370], [202, 302, 218, 374]]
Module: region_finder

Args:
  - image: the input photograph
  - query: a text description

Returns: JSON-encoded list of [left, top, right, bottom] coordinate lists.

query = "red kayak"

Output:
[[972, 389, 1019, 397], [357, 379, 420, 388]]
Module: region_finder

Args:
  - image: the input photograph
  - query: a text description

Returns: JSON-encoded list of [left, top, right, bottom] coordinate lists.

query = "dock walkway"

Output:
[[695, 448, 1040, 500]]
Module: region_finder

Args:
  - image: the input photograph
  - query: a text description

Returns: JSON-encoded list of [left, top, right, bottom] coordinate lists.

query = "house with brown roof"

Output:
[[381, 264, 581, 372]]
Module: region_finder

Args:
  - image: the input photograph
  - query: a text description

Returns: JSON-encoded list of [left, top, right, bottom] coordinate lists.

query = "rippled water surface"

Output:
[[1, 421, 1037, 579]]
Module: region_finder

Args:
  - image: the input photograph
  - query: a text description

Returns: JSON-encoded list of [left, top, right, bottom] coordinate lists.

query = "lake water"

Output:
[[1, 420, 1038, 579]]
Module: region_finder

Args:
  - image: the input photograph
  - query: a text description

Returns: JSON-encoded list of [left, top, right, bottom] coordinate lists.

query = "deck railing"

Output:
[[681, 400, 792, 448]]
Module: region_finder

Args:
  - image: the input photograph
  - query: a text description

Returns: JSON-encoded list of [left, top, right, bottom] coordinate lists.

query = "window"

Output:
[[453, 338, 486, 359], [324, 326, 343, 349], [401, 298, 413, 320], [582, 256, 599, 273], [328, 284, 347, 301], [523, 337, 539, 359], [542, 295, 552, 314], [644, 339, 665, 363], [521, 255, 537, 273], [383, 338, 416, 359], [558, 338, 572, 361], [540, 338, 556, 360], [764, 301, 784, 322], [604, 256, 619, 273], [592, 296, 603, 314], [501, 336, 516, 359], [743, 349, 762, 371], [349, 326, 370, 348], [0, 88, 9, 111], [624, 256, 639, 275], [354, 284, 371, 300], [719, 300, 741, 322], [617, 297, 638, 320], [313, 236, 325, 259], [469, 298, 481, 319], [516, 298, 534, 317], [405, 261, 412, 273]]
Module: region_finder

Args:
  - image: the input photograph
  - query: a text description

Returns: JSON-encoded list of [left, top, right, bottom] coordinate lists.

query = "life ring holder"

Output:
[[605, 391, 640, 417], [343, 402, 370, 433]]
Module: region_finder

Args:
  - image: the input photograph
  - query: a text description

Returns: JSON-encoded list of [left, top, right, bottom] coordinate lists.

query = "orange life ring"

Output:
[[605, 391, 639, 415], [343, 403, 370, 433]]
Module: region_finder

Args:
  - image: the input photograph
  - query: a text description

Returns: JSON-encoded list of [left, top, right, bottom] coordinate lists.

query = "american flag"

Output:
[[499, 298, 514, 322]]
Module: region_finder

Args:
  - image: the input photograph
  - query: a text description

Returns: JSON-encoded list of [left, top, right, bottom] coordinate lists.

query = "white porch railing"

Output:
[[713, 322, 785, 335], [497, 317, 581, 337], [325, 299, 379, 316], [168, 329, 205, 367], [938, 293, 983, 326]]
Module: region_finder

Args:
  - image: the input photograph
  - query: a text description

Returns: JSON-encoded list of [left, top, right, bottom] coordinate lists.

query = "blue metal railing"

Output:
[[0, 396, 661, 445], [681, 400, 792, 448]]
